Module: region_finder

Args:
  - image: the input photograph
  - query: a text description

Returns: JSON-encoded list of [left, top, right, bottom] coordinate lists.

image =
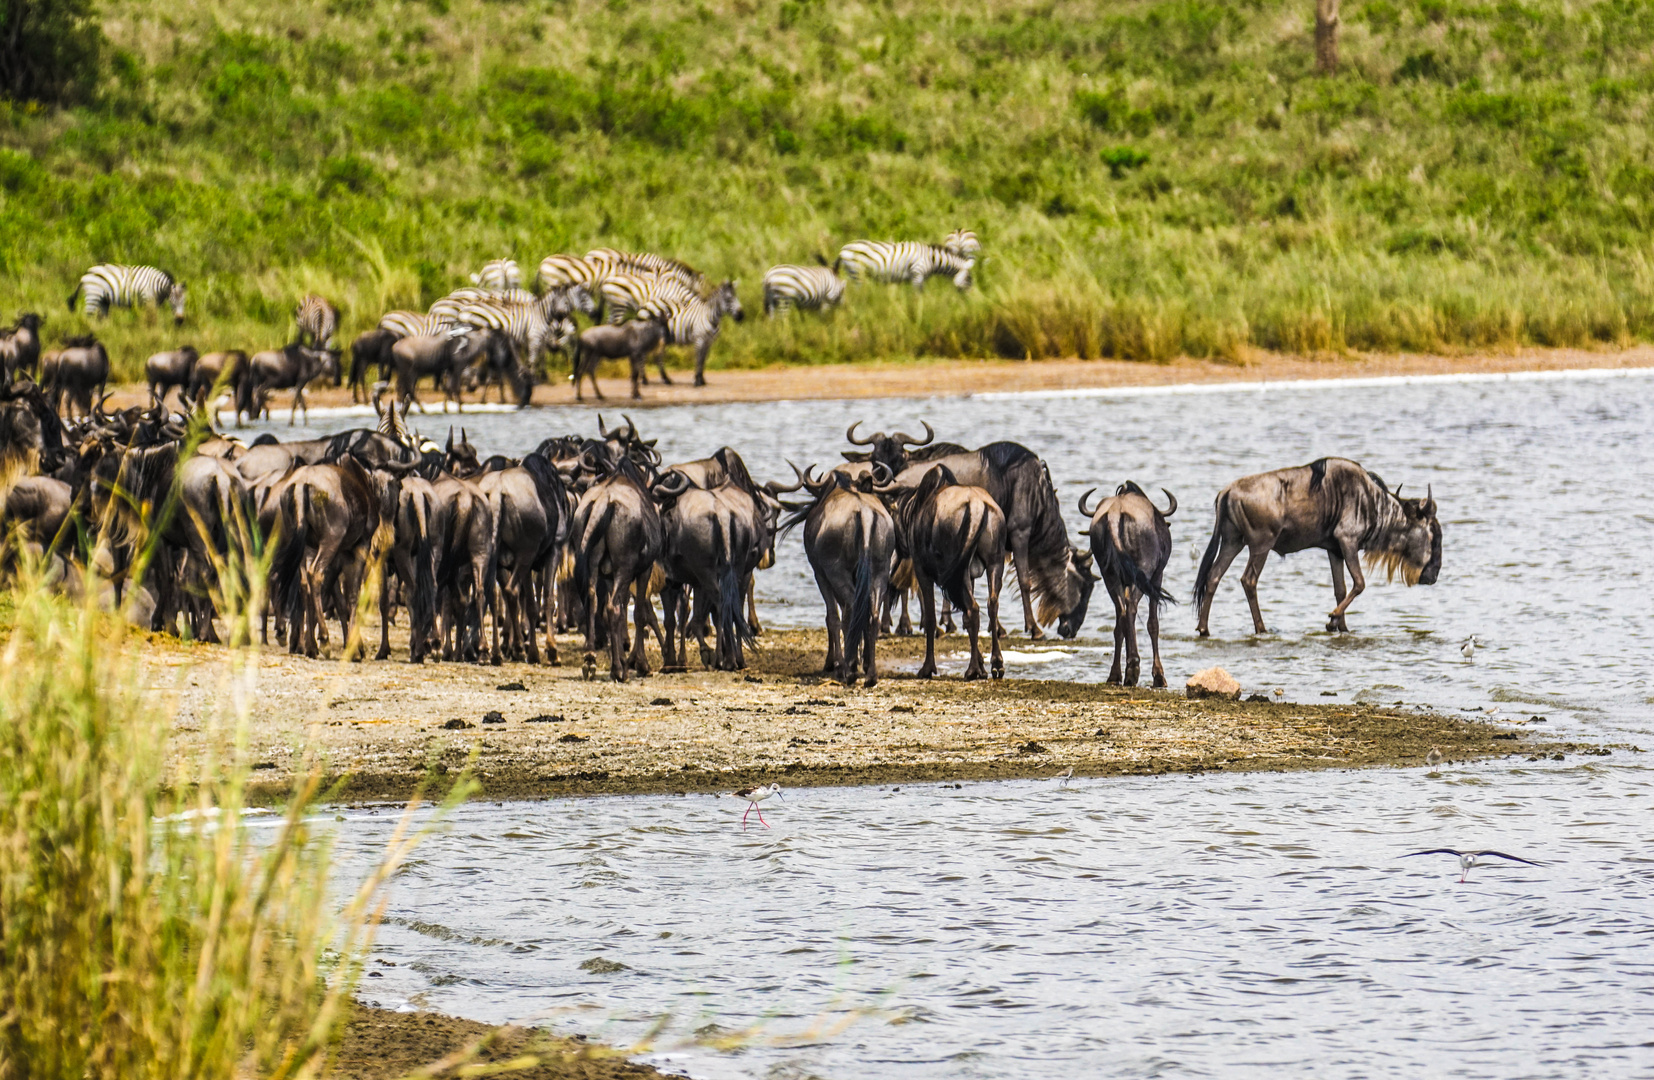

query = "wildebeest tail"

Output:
[[937, 501, 984, 614], [1192, 492, 1228, 609], [275, 484, 309, 631], [572, 499, 615, 593], [848, 508, 874, 640], [1100, 513, 1173, 607], [411, 497, 436, 639], [713, 515, 751, 653]]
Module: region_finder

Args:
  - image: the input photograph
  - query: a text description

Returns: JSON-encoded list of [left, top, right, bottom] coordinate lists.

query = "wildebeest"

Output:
[[0, 313, 44, 381], [477, 454, 567, 665], [392, 329, 502, 412], [791, 467, 897, 687], [243, 343, 339, 425], [145, 346, 199, 408], [653, 467, 766, 672], [0, 379, 66, 476], [893, 464, 1006, 681], [43, 335, 109, 419], [430, 471, 496, 663], [843, 420, 970, 477], [570, 317, 667, 401], [268, 457, 386, 657], [376, 473, 438, 663], [348, 328, 397, 403], [188, 350, 247, 413], [1193, 457, 1442, 635], [570, 453, 663, 681], [877, 442, 1093, 640], [0, 475, 74, 577], [1079, 482, 1175, 687]]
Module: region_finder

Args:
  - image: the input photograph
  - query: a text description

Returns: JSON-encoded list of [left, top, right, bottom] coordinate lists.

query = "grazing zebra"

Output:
[[379, 310, 457, 339], [762, 264, 846, 316], [835, 241, 975, 291], [638, 280, 744, 386], [68, 264, 188, 324], [537, 253, 613, 293], [586, 248, 706, 291], [294, 293, 339, 349], [599, 271, 701, 326], [943, 229, 981, 259], [470, 258, 522, 290]]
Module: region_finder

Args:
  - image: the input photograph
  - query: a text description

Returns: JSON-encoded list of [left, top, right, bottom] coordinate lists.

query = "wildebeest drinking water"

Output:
[[1194, 457, 1442, 635], [1079, 482, 1175, 687]]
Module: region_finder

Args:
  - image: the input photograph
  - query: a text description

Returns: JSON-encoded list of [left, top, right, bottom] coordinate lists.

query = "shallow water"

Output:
[[267, 370, 1654, 1077]]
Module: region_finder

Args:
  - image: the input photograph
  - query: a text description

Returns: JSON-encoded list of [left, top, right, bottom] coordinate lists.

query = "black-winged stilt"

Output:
[[727, 783, 783, 830], [1402, 848, 1541, 883]]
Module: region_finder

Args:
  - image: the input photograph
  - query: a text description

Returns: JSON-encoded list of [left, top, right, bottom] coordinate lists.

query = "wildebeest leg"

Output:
[[605, 580, 628, 682], [520, 566, 542, 664], [986, 558, 1004, 680], [915, 576, 938, 679], [860, 587, 879, 689], [1326, 551, 1350, 633], [1010, 530, 1043, 639], [1105, 574, 1126, 685], [628, 581, 654, 677], [1195, 535, 1246, 637], [1147, 586, 1166, 689], [1328, 540, 1366, 629], [661, 582, 683, 671], [629, 349, 645, 400], [897, 588, 913, 636], [816, 570, 842, 675], [475, 552, 497, 665], [1238, 545, 1271, 634], [744, 572, 762, 636], [1122, 588, 1142, 687], [962, 581, 986, 682], [940, 597, 956, 635]]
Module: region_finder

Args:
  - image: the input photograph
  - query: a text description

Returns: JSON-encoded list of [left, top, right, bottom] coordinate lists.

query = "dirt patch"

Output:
[[152, 629, 1554, 805], [331, 1004, 663, 1079]]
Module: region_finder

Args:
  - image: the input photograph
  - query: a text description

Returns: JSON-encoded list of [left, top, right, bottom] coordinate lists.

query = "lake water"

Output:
[[265, 369, 1654, 1078]]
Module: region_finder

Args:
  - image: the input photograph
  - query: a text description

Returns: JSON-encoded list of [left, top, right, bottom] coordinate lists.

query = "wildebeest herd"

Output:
[[0, 367, 1445, 687]]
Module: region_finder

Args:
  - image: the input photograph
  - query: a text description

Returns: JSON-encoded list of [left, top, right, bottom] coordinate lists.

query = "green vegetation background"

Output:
[[2, 0, 1652, 381]]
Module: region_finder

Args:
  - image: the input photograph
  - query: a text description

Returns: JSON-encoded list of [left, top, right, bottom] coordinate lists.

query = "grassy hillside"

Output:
[[2, 0, 1653, 381]]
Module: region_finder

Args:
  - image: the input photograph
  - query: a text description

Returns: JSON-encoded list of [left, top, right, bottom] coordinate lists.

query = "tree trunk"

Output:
[[1315, 0, 1341, 73]]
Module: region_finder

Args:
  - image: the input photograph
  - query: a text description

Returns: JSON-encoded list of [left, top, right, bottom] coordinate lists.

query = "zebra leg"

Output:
[[693, 336, 712, 387]]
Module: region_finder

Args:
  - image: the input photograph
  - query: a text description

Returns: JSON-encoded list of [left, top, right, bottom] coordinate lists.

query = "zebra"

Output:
[[638, 280, 744, 387], [943, 229, 981, 260], [537, 253, 613, 293], [445, 296, 574, 372], [599, 271, 700, 326], [428, 287, 538, 321], [586, 248, 706, 291], [762, 264, 846, 316], [835, 241, 975, 291], [471, 258, 522, 290], [68, 264, 187, 324], [294, 293, 339, 349], [379, 310, 457, 340], [540, 283, 598, 321]]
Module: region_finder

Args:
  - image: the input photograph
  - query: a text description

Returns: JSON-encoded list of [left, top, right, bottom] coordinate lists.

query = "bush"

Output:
[[0, 0, 103, 105]]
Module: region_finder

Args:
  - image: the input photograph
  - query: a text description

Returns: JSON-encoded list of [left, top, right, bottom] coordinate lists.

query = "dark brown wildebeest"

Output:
[[244, 343, 338, 425], [145, 346, 198, 408], [391, 330, 500, 413], [348, 328, 396, 403], [0, 475, 74, 578], [570, 317, 667, 401], [570, 453, 663, 681], [268, 457, 385, 657], [790, 467, 897, 687], [890, 464, 1006, 682], [43, 335, 109, 419], [1194, 457, 1442, 636], [0, 379, 66, 476], [430, 471, 496, 663], [843, 420, 970, 478], [1079, 482, 1176, 687], [0, 313, 44, 381], [653, 468, 768, 672], [188, 350, 247, 413], [477, 454, 567, 665], [376, 473, 437, 663]]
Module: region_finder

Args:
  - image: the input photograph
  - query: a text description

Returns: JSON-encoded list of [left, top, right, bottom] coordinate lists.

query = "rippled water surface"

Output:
[[271, 370, 1654, 1077]]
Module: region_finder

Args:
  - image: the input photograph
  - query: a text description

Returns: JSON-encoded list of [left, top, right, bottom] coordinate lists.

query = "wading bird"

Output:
[[1051, 766, 1074, 787], [1461, 635, 1480, 658], [727, 783, 784, 830], [1425, 746, 1443, 769], [1402, 848, 1541, 883]]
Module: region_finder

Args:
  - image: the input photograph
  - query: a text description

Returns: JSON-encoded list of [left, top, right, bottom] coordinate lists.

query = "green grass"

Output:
[[3, 0, 1654, 381]]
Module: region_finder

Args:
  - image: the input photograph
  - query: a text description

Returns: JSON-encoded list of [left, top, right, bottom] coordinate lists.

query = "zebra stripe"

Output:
[[445, 298, 574, 367], [536, 253, 613, 292], [586, 248, 706, 291], [599, 271, 700, 325], [429, 287, 538, 321], [943, 229, 981, 259], [294, 294, 339, 349], [471, 258, 522, 290], [636, 280, 744, 383], [379, 310, 456, 339], [70, 264, 187, 321], [836, 241, 975, 291], [761, 265, 846, 315]]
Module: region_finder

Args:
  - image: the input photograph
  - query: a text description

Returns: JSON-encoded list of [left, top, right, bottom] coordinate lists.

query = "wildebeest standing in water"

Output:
[[1079, 482, 1176, 687], [1194, 457, 1442, 635]]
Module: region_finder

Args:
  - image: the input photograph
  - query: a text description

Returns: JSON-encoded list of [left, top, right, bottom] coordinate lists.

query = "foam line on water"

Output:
[[971, 364, 1654, 401]]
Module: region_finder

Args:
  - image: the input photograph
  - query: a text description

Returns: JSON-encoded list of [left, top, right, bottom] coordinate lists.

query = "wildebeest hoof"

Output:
[[963, 667, 984, 681], [863, 676, 878, 689], [1152, 674, 1167, 689], [916, 665, 935, 679], [693, 375, 706, 387], [991, 663, 1004, 680]]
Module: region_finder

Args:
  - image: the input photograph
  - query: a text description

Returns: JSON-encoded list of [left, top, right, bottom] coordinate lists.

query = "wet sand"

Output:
[[110, 345, 1654, 414], [151, 628, 1561, 806], [334, 1004, 663, 1079]]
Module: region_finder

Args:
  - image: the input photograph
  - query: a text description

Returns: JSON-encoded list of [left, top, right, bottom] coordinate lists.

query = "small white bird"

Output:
[[726, 783, 784, 830], [1402, 848, 1542, 884], [1425, 746, 1443, 769], [1461, 636, 1480, 658], [1051, 766, 1075, 787]]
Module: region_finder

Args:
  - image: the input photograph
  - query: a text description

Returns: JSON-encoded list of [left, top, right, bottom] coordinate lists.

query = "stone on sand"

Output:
[[1186, 667, 1242, 701]]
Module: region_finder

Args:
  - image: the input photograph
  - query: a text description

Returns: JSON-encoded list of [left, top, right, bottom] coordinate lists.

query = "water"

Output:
[[268, 370, 1654, 1078]]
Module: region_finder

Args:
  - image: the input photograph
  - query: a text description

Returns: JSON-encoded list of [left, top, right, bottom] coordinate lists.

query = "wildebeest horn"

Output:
[[1393, 484, 1403, 498], [621, 414, 640, 441], [893, 420, 934, 447], [766, 460, 806, 494], [1161, 489, 1177, 518], [846, 421, 875, 446], [1423, 484, 1435, 515], [869, 461, 895, 489], [653, 470, 691, 498], [446, 427, 454, 453], [597, 414, 612, 438], [1077, 487, 1098, 518]]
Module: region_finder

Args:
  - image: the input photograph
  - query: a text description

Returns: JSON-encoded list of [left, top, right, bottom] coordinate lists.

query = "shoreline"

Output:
[[106, 345, 1654, 414], [151, 629, 1559, 807], [335, 1003, 665, 1079]]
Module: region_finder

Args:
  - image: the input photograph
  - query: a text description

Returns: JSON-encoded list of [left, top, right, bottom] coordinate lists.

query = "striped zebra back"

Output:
[[430, 287, 536, 320], [294, 294, 339, 348], [943, 229, 981, 259], [379, 310, 456, 339], [471, 259, 522, 290], [586, 249, 706, 292], [837, 241, 973, 288], [445, 297, 572, 363], [761, 265, 845, 313], [75, 264, 186, 319], [601, 272, 699, 324], [537, 254, 610, 291]]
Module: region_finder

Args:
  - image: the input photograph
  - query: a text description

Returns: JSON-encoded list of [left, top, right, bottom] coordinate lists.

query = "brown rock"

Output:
[[1186, 667, 1242, 701]]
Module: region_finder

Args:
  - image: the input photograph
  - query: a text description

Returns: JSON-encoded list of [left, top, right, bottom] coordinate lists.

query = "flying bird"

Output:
[[725, 783, 784, 830], [1402, 848, 1542, 883]]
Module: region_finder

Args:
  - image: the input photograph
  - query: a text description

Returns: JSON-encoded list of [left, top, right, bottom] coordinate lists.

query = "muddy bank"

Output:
[[109, 345, 1654, 414], [151, 629, 1561, 805], [332, 1004, 663, 1079]]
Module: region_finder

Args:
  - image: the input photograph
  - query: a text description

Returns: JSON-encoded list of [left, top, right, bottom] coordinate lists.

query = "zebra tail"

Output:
[[67, 283, 81, 313]]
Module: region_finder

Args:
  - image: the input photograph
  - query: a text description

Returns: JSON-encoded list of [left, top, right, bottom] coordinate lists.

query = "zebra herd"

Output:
[[44, 232, 981, 411]]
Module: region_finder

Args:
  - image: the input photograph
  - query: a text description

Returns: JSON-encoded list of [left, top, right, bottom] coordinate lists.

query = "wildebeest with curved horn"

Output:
[[145, 346, 198, 408], [891, 463, 1006, 681], [653, 464, 768, 672], [1079, 482, 1175, 687], [570, 451, 663, 681], [1194, 457, 1442, 636], [243, 343, 339, 425], [843, 420, 969, 478], [789, 466, 897, 687], [478, 454, 567, 665], [267, 457, 387, 657], [875, 442, 1094, 640]]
